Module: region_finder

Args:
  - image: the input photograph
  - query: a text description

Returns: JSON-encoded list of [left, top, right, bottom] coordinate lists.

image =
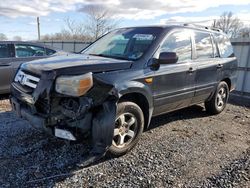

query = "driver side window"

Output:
[[160, 30, 192, 62]]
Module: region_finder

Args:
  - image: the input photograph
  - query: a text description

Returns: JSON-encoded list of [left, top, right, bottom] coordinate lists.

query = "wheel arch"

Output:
[[221, 78, 231, 91], [118, 91, 153, 130]]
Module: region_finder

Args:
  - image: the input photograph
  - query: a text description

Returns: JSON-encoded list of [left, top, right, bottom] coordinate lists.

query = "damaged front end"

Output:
[[11, 69, 118, 154]]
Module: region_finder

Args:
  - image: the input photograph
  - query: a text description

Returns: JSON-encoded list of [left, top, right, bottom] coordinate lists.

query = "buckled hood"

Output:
[[21, 54, 133, 75]]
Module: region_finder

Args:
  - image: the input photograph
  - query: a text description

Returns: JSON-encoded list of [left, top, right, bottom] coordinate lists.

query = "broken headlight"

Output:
[[55, 72, 93, 97]]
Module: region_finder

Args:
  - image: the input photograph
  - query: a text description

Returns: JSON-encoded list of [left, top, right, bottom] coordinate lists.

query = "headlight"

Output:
[[55, 72, 93, 97]]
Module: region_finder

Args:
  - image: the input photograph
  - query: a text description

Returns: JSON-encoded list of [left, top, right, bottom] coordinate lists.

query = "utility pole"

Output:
[[37, 17, 41, 41], [212, 19, 216, 28]]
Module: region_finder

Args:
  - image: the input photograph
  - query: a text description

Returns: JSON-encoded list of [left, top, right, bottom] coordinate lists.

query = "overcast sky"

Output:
[[0, 0, 250, 40]]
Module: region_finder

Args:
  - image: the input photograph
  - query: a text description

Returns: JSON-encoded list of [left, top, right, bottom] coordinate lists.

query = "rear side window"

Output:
[[214, 34, 234, 58], [45, 48, 56, 56], [160, 30, 192, 62], [15, 44, 46, 58], [194, 31, 213, 59], [0, 44, 11, 58]]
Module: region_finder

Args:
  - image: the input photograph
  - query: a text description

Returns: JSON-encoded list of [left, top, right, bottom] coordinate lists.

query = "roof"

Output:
[[119, 23, 223, 34]]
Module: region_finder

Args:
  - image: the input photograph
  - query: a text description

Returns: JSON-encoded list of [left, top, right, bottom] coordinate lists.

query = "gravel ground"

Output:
[[0, 96, 249, 187]]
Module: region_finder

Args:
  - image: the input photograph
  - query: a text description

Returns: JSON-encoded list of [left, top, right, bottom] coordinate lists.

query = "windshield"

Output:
[[82, 27, 163, 60]]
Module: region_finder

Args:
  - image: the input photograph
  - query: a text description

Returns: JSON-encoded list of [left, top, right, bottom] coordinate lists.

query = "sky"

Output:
[[0, 0, 250, 40]]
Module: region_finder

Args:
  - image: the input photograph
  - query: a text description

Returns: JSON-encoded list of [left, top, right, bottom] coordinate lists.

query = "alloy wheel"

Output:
[[112, 112, 138, 148]]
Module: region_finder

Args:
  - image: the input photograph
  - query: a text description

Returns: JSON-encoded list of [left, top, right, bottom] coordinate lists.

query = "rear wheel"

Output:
[[109, 102, 144, 156], [205, 81, 229, 115]]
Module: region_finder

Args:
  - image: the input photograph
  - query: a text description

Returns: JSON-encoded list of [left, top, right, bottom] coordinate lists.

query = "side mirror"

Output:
[[158, 52, 178, 64]]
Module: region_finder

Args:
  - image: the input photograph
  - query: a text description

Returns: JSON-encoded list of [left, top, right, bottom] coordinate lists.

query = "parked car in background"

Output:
[[0, 41, 64, 94]]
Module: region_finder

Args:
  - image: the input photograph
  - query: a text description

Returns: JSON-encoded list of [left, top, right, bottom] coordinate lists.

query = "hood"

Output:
[[21, 54, 133, 75]]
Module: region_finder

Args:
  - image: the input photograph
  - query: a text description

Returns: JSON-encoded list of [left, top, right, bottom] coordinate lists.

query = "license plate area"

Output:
[[55, 128, 76, 141]]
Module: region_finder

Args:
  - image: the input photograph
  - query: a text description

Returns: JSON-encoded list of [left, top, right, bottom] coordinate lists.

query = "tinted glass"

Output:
[[0, 44, 10, 58], [211, 35, 219, 58], [15, 44, 45, 57], [160, 30, 191, 62], [46, 48, 56, 56], [214, 34, 234, 58], [83, 27, 163, 60], [194, 32, 213, 59]]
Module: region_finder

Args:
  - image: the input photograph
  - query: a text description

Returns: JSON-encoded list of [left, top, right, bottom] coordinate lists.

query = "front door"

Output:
[[0, 43, 14, 94], [152, 29, 196, 116]]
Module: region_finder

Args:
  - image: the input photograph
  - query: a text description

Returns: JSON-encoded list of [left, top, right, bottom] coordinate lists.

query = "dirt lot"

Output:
[[0, 96, 249, 187]]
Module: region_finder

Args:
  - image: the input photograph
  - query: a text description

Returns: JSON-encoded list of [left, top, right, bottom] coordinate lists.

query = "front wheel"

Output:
[[108, 101, 144, 156], [205, 81, 229, 115]]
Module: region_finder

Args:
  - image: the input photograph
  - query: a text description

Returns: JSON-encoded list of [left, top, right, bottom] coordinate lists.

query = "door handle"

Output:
[[188, 67, 195, 73], [217, 64, 223, 69], [0, 63, 11, 66]]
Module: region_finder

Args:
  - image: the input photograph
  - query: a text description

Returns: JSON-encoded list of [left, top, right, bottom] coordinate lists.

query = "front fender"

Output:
[[116, 80, 153, 108], [115, 80, 154, 128]]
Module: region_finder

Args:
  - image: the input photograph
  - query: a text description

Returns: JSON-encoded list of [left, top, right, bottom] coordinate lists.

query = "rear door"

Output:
[[0, 43, 14, 93], [191, 31, 218, 104], [213, 33, 236, 84], [152, 29, 196, 115]]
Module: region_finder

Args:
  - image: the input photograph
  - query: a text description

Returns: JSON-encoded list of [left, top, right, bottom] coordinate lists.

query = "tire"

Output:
[[108, 101, 144, 156], [205, 81, 229, 115]]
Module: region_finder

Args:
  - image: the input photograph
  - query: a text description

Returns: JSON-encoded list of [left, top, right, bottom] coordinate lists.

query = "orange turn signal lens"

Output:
[[145, 77, 153, 83]]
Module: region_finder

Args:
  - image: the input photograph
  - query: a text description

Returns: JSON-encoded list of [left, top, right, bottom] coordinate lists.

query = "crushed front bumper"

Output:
[[10, 97, 51, 133], [10, 72, 119, 154]]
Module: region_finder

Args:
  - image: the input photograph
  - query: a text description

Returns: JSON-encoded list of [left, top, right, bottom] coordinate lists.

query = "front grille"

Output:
[[15, 70, 40, 90]]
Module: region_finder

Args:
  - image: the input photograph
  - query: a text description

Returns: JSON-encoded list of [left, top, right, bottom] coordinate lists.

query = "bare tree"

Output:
[[0, 33, 7, 41], [41, 6, 119, 41], [62, 18, 88, 39], [42, 18, 92, 41], [83, 5, 119, 40], [41, 31, 92, 41], [213, 12, 243, 38], [13, 36, 22, 41]]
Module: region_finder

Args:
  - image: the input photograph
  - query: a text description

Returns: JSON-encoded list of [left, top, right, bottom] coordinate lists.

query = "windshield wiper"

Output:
[[88, 53, 130, 61]]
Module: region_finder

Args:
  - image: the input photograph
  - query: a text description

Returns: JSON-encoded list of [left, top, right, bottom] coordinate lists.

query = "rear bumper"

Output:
[[10, 97, 52, 134]]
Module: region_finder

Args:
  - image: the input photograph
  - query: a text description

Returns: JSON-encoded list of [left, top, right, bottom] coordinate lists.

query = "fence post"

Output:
[[241, 45, 250, 95], [74, 41, 76, 53]]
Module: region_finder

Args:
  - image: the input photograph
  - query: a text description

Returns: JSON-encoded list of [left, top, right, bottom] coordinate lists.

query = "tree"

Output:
[[41, 18, 91, 41], [213, 12, 243, 38], [0, 33, 7, 41], [83, 5, 119, 40], [13, 36, 22, 41], [61, 17, 90, 40], [41, 6, 119, 41]]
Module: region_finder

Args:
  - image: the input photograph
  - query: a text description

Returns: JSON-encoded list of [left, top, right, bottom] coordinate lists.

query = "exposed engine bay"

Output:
[[11, 69, 119, 166]]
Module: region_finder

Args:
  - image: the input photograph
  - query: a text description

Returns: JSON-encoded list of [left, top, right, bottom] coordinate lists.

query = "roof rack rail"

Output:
[[183, 23, 222, 32]]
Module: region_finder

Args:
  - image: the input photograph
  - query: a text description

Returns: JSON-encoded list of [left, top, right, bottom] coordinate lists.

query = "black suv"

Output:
[[11, 25, 237, 158]]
